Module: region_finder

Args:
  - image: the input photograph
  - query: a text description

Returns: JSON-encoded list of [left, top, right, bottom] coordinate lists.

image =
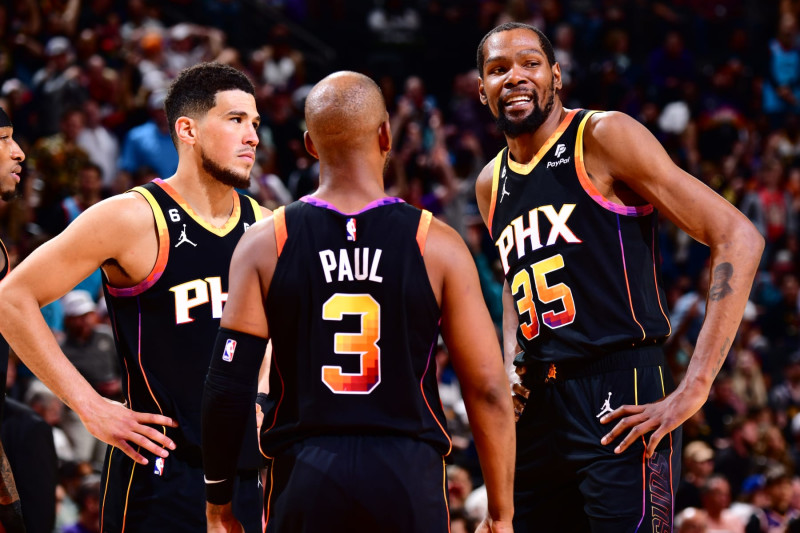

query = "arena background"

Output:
[[0, 1, 798, 531]]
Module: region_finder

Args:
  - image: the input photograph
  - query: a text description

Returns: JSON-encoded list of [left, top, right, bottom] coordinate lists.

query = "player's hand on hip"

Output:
[[206, 503, 244, 533], [80, 397, 177, 465], [511, 365, 529, 422], [599, 386, 705, 457], [475, 517, 513, 533]]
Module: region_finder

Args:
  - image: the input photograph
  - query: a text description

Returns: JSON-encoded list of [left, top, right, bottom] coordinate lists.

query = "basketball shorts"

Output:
[[514, 346, 682, 533], [99, 444, 262, 532], [265, 434, 450, 533]]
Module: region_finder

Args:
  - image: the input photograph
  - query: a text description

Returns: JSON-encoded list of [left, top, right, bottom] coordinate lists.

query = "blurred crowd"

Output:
[[0, 0, 799, 532]]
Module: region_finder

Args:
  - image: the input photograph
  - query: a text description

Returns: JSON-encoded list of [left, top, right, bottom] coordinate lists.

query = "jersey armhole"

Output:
[[273, 206, 287, 258], [486, 148, 505, 236], [105, 186, 170, 297], [416, 210, 433, 255]]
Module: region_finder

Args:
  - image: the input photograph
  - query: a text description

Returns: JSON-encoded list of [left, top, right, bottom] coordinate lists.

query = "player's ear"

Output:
[[303, 131, 319, 160], [478, 77, 488, 106], [552, 62, 563, 91], [378, 119, 392, 154], [174, 117, 196, 146]]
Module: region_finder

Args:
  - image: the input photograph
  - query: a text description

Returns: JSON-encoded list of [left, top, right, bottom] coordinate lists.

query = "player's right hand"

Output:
[[79, 397, 177, 465]]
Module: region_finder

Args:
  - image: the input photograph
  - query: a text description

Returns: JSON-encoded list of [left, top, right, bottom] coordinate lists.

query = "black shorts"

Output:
[[265, 435, 449, 533], [99, 445, 262, 532], [514, 347, 682, 533]]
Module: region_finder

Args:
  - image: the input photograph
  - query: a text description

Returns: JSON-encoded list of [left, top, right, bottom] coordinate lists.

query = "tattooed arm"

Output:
[[0, 440, 25, 533], [580, 112, 764, 457]]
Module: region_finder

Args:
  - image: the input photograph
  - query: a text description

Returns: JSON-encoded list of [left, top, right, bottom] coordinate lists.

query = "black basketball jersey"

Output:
[[262, 197, 451, 456], [488, 109, 671, 364], [102, 178, 262, 466]]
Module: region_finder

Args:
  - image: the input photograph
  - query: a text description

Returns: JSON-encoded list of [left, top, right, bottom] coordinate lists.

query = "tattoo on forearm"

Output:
[[0, 443, 19, 506], [709, 263, 734, 301], [711, 337, 731, 378]]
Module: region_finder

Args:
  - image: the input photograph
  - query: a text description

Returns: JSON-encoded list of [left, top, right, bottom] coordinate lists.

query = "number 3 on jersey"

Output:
[[322, 293, 381, 394], [511, 254, 576, 340]]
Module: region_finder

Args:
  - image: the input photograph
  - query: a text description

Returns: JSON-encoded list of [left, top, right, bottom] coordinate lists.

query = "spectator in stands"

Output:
[[764, 14, 800, 127], [118, 89, 178, 180], [677, 441, 716, 511], [700, 475, 745, 532]]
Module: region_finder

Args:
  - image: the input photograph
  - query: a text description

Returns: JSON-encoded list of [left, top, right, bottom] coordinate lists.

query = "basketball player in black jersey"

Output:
[[201, 71, 515, 533], [0, 107, 26, 532], [0, 64, 269, 531], [475, 23, 763, 532]]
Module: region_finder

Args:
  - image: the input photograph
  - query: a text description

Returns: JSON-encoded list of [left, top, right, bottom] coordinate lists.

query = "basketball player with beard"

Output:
[[0, 107, 27, 533], [475, 23, 762, 532], [0, 64, 269, 532]]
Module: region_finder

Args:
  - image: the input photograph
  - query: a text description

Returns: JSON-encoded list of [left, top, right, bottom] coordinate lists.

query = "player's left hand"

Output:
[[599, 385, 706, 457], [475, 517, 513, 533], [510, 365, 529, 422]]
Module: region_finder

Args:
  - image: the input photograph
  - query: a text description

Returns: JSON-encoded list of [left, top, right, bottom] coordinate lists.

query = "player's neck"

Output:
[[505, 106, 568, 165], [164, 165, 235, 225], [313, 160, 388, 213]]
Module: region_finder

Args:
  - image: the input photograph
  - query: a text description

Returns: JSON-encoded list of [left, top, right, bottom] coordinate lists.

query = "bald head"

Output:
[[305, 71, 388, 152]]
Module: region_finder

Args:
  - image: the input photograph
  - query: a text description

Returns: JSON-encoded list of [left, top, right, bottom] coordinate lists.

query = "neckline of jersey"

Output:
[[505, 108, 580, 175], [154, 178, 242, 236], [300, 195, 405, 216]]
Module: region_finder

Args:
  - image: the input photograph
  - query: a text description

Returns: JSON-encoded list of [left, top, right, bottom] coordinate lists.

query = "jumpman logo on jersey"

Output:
[[499, 166, 511, 203], [596, 392, 616, 418], [175, 224, 197, 248]]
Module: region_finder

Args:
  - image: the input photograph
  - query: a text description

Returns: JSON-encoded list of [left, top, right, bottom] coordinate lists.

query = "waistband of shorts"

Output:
[[521, 345, 666, 385]]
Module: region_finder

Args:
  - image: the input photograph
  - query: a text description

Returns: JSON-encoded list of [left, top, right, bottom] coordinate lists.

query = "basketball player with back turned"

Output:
[[474, 23, 763, 532], [0, 63, 269, 532], [201, 71, 515, 533]]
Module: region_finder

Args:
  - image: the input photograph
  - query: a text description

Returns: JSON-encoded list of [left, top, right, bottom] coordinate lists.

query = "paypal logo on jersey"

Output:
[[547, 143, 571, 168]]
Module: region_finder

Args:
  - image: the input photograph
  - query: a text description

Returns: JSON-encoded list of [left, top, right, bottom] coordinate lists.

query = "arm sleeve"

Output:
[[201, 327, 268, 504]]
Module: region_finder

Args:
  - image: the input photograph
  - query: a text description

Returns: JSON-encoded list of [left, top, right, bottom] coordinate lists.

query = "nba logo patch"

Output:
[[222, 339, 237, 362], [154, 457, 165, 476], [346, 217, 357, 242]]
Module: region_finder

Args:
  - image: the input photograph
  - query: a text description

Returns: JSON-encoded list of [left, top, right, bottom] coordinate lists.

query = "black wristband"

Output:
[[203, 327, 268, 505], [209, 327, 269, 380], [256, 392, 274, 415]]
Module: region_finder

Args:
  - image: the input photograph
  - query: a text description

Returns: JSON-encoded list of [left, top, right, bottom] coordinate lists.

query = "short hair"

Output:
[[476, 22, 555, 78], [164, 62, 255, 147]]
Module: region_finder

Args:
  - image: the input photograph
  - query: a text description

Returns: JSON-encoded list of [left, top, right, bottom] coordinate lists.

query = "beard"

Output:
[[201, 149, 251, 189], [0, 183, 19, 202], [495, 82, 556, 139]]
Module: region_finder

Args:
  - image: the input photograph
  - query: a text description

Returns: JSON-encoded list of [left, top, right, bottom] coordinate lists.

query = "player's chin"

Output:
[[0, 182, 16, 201]]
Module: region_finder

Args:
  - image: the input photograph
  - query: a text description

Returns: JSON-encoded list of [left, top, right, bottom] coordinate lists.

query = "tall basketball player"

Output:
[[0, 64, 269, 532], [201, 71, 515, 533], [475, 22, 763, 532], [0, 106, 27, 533]]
